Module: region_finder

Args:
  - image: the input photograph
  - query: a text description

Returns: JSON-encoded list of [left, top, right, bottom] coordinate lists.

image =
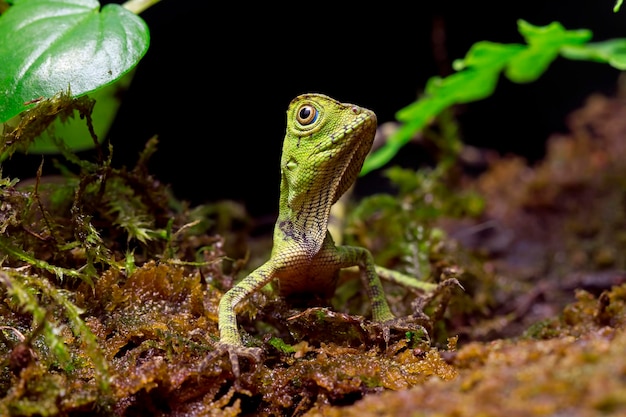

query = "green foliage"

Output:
[[561, 39, 626, 69], [350, 105, 481, 280], [0, 135, 185, 411], [0, 91, 97, 161], [0, 0, 152, 154], [0, 137, 171, 283], [361, 20, 626, 175], [350, 166, 482, 280], [0, 0, 149, 123], [0, 270, 110, 390], [268, 337, 296, 354], [106, 177, 156, 245], [0, 237, 93, 285]]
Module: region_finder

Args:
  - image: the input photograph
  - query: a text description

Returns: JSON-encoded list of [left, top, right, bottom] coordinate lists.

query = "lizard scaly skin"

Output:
[[216, 94, 437, 371]]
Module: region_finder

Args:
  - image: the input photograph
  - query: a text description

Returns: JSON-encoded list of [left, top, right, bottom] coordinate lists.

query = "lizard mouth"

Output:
[[324, 109, 377, 205]]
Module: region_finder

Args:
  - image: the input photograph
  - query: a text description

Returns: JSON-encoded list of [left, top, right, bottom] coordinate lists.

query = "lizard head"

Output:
[[280, 93, 377, 211]]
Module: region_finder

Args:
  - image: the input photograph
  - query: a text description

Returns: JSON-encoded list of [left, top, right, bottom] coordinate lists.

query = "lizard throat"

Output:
[[276, 125, 371, 254]]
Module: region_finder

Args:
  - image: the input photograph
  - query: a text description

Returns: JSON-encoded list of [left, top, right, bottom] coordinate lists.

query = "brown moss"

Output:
[[313, 284, 626, 417]]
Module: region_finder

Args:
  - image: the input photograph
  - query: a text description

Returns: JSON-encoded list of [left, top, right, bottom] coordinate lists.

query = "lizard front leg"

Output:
[[213, 262, 277, 375], [336, 245, 395, 322], [336, 245, 430, 343]]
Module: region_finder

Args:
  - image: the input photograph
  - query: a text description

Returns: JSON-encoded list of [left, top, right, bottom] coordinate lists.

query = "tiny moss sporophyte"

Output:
[[215, 94, 450, 375]]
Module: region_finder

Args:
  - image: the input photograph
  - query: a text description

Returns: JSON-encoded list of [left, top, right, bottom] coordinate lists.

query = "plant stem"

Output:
[[123, 0, 162, 15]]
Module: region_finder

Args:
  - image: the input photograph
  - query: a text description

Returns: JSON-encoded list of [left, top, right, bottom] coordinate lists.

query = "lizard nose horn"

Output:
[[349, 105, 377, 123]]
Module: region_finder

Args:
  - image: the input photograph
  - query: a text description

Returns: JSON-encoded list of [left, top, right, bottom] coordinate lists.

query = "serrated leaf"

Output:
[[517, 19, 592, 47], [429, 69, 501, 104], [453, 41, 525, 71], [364, 68, 501, 175], [396, 90, 448, 123], [361, 122, 418, 175], [506, 20, 592, 83], [506, 46, 559, 83], [561, 39, 626, 70], [362, 19, 618, 175], [0, 0, 149, 123]]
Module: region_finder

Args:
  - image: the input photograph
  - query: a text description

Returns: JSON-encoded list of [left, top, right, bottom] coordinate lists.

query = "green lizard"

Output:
[[216, 93, 444, 374]]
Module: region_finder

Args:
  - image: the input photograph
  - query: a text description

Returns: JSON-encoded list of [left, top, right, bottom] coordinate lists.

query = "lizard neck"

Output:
[[274, 164, 340, 254]]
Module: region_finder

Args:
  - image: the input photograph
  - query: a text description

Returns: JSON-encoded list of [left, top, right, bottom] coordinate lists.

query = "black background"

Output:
[[6, 1, 625, 219]]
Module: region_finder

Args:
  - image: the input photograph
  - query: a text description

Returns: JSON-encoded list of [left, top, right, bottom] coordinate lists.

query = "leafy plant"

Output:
[[345, 105, 478, 287], [0, 0, 153, 154], [361, 19, 626, 175], [0, 1, 160, 405]]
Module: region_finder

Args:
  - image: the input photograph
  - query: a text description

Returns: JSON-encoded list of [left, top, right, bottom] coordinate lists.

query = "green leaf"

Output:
[[517, 19, 592, 47], [429, 69, 502, 104], [452, 41, 525, 71], [0, 0, 150, 123], [27, 71, 135, 153], [561, 39, 626, 70], [506, 20, 592, 83], [506, 47, 560, 83], [362, 19, 620, 175], [396, 89, 447, 123], [361, 123, 415, 175], [363, 69, 502, 175], [365, 41, 520, 175]]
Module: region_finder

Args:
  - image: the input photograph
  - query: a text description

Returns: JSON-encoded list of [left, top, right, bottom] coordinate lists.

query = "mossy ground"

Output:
[[1, 94, 626, 416]]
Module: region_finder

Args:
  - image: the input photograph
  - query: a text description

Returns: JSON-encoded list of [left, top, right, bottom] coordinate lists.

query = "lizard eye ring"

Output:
[[296, 104, 318, 126]]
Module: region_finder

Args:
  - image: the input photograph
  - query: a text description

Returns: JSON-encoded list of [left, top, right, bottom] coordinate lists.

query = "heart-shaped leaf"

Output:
[[0, 0, 150, 123]]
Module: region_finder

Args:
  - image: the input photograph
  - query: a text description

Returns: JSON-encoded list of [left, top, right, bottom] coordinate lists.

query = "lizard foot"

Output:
[[370, 278, 464, 348], [199, 343, 263, 378], [437, 277, 465, 292], [372, 313, 432, 347], [412, 277, 464, 319]]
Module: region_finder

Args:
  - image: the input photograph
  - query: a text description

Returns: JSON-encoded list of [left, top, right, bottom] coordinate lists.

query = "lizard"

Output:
[[215, 93, 449, 375]]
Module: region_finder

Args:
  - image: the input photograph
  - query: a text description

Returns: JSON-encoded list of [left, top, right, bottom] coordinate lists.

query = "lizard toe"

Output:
[[225, 344, 263, 377], [198, 343, 263, 378], [373, 315, 431, 346]]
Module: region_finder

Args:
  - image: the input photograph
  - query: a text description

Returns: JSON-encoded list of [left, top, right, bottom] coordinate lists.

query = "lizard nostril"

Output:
[[351, 106, 360, 114]]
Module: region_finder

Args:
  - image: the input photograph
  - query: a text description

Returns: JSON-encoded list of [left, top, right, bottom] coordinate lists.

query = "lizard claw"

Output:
[[372, 278, 465, 347], [199, 343, 263, 378], [438, 277, 464, 291], [374, 314, 432, 347], [224, 344, 263, 377]]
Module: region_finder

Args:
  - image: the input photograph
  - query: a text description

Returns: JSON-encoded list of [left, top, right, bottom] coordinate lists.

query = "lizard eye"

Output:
[[296, 104, 318, 125]]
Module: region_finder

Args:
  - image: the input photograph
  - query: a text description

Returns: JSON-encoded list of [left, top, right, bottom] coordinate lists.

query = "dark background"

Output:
[[7, 1, 626, 219]]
